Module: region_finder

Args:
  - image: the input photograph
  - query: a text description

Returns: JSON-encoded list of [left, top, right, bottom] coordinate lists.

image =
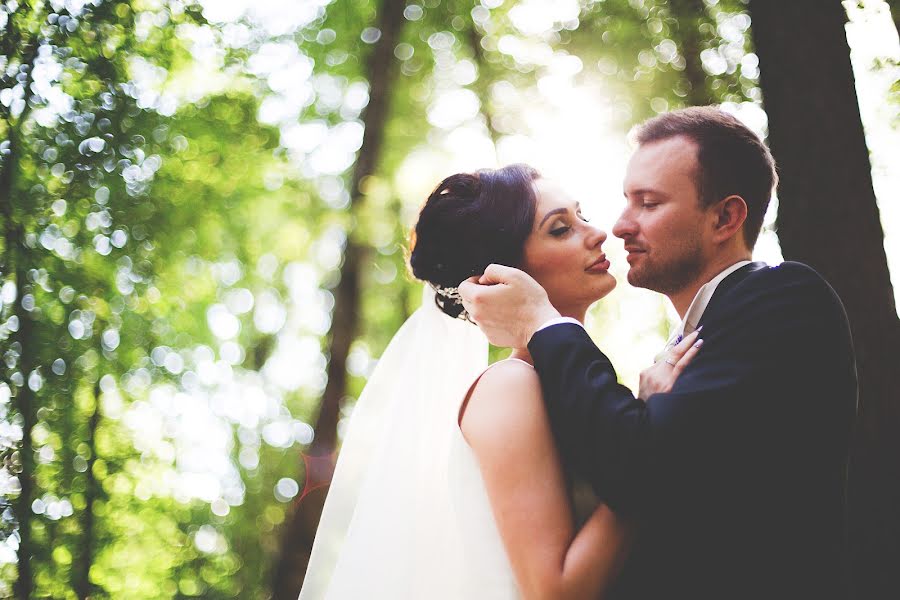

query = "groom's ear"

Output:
[[711, 195, 748, 243]]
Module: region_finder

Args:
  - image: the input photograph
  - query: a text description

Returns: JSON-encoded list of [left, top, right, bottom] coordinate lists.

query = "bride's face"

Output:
[[521, 179, 616, 317]]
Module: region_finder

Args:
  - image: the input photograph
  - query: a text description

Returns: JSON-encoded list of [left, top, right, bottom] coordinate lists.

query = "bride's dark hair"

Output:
[[409, 164, 540, 319]]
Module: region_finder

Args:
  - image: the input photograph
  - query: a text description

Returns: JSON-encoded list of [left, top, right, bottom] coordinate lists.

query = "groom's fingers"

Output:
[[458, 276, 482, 318], [479, 263, 520, 285], [458, 275, 481, 298]]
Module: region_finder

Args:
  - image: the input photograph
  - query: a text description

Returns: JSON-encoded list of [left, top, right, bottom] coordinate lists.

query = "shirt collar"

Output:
[[665, 260, 752, 346]]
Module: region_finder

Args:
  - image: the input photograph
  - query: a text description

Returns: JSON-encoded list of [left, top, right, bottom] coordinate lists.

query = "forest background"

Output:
[[1, 0, 898, 598]]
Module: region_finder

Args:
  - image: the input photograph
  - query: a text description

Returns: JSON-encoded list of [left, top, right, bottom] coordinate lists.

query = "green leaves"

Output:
[[3, 0, 863, 597]]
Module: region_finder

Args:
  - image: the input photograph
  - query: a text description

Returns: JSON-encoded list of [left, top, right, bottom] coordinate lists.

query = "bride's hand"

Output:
[[638, 329, 703, 401]]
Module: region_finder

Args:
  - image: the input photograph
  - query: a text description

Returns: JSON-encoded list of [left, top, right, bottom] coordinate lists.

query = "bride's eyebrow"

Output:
[[538, 202, 580, 228], [539, 207, 568, 228]]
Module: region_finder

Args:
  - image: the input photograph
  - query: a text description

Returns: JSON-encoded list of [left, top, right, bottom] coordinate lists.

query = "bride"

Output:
[[299, 164, 699, 599]]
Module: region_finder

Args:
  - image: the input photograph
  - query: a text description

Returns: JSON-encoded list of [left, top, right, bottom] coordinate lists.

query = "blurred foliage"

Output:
[[0, 0, 759, 597], [0, 0, 891, 598]]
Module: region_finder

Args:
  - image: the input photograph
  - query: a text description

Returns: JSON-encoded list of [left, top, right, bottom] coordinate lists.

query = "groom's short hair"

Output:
[[631, 106, 777, 249]]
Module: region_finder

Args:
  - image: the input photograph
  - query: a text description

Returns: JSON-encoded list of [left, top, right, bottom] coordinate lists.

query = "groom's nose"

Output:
[[612, 209, 636, 240]]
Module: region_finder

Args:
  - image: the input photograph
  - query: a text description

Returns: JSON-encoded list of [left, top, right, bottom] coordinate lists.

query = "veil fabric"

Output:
[[299, 288, 489, 599]]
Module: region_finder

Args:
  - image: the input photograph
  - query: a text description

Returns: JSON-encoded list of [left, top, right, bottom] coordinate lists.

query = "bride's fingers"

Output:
[[669, 329, 701, 360], [673, 337, 703, 376]]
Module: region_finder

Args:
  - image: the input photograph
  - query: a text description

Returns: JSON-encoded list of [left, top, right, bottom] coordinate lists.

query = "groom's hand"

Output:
[[458, 264, 560, 348]]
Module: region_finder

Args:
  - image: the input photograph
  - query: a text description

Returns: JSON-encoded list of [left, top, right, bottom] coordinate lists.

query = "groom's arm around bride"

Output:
[[528, 262, 856, 599]]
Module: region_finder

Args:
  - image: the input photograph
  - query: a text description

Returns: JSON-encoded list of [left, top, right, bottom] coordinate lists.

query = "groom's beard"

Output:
[[627, 241, 706, 297]]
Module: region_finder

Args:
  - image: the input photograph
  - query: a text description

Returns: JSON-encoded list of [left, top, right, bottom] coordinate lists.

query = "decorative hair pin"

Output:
[[430, 283, 463, 303]]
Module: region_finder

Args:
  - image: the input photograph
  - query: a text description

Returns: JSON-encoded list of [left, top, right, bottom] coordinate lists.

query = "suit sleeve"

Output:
[[528, 264, 855, 516]]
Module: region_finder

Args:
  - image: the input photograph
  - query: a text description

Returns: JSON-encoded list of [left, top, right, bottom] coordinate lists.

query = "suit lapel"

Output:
[[696, 261, 768, 327]]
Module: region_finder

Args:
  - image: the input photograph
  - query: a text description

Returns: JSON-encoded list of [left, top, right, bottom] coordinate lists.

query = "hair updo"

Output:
[[409, 164, 540, 319]]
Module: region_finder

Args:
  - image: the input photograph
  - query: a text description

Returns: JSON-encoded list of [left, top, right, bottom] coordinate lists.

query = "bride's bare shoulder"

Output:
[[460, 359, 544, 445]]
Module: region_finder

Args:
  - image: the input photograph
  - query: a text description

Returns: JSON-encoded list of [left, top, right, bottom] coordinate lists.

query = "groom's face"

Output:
[[615, 136, 711, 296]]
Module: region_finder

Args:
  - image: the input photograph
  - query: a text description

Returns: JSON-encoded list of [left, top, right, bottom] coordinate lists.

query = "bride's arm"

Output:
[[460, 360, 632, 600]]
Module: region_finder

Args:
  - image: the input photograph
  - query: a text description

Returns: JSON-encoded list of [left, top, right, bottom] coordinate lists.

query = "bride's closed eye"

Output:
[[549, 226, 570, 237], [549, 212, 590, 237]]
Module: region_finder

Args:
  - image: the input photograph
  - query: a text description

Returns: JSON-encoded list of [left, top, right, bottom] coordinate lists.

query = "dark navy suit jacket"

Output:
[[528, 262, 857, 599]]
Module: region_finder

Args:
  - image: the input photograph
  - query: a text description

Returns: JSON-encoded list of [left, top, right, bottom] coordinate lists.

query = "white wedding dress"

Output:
[[299, 289, 521, 599], [446, 362, 524, 599]]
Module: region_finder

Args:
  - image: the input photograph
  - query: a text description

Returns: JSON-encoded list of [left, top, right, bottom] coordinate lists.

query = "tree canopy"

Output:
[[0, 0, 897, 597]]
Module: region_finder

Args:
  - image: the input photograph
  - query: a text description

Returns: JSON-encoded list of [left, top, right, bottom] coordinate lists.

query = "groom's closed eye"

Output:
[[625, 188, 669, 206]]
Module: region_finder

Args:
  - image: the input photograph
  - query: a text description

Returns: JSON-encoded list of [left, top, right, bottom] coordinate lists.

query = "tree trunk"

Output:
[[1, 23, 39, 597], [668, 0, 714, 106], [74, 379, 101, 600], [9, 241, 35, 600], [886, 0, 899, 36], [269, 1, 406, 597], [749, 2, 900, 598], [466, 18, 502, 155]]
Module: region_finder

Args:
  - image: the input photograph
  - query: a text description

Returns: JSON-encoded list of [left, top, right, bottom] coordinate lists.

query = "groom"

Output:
[[459, 107, 857, 599]]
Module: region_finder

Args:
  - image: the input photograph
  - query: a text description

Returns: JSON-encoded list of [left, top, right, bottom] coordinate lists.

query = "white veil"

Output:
[[299, 287, 489, 599]]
